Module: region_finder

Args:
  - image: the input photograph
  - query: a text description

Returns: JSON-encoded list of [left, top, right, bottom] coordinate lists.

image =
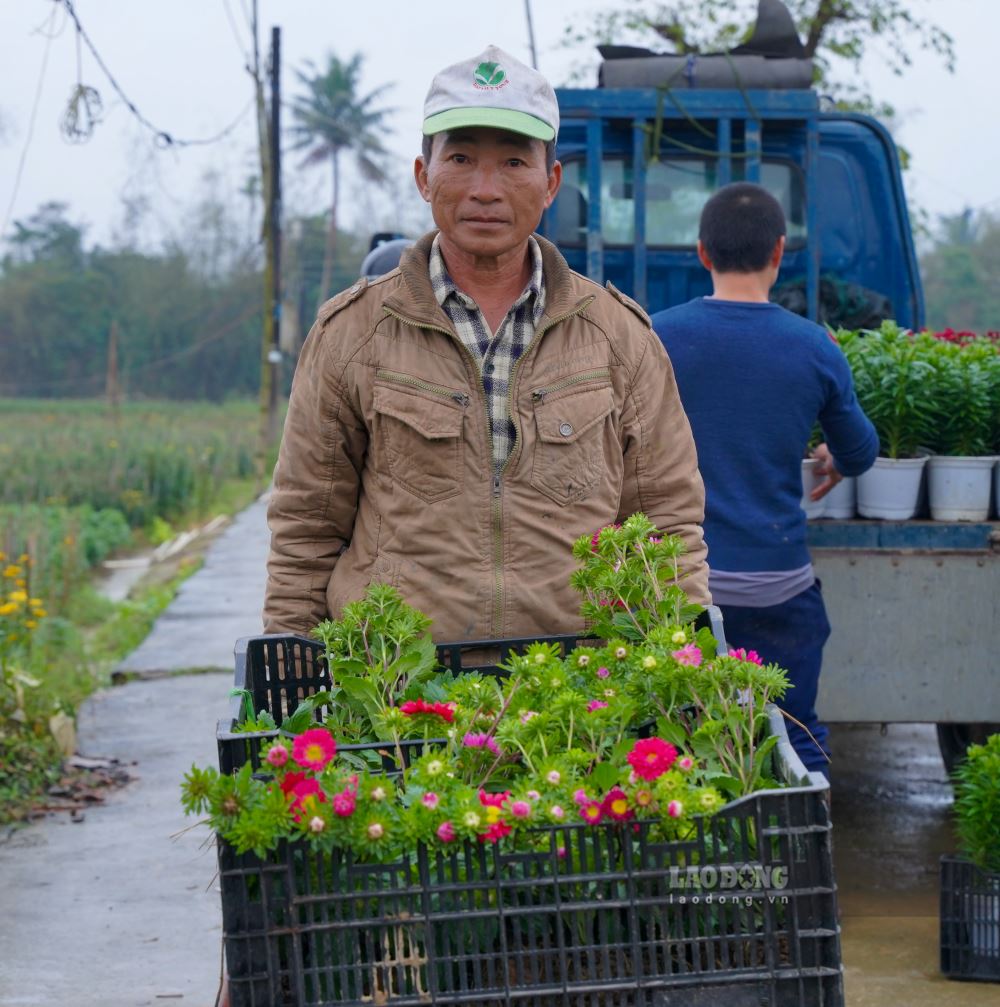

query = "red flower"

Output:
[[288, 778, 325, 820], [478, 820, 513, 844], [627, 738, 678, 781], [478, 789, 511, 808], [601, 786, 633, 822], [291, 728, 337, 770], [399, 699, 456, 723], [280, 771, 307, 796]]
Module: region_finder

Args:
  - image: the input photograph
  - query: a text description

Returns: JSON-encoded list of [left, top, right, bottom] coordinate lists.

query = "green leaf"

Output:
[[591, 761, 619, 792]]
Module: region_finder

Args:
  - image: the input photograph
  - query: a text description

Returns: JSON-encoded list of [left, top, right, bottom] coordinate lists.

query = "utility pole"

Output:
[[251, 2, 283, 474], [267, 26, 282, 446], [524, 0, 539, 69]]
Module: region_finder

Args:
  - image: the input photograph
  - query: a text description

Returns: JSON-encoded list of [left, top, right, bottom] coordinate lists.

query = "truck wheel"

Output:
[[936, 723, 1000, 776]]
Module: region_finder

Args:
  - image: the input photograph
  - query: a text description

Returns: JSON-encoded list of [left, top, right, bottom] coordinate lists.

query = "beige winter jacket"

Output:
[[264, 232, 709, 641]]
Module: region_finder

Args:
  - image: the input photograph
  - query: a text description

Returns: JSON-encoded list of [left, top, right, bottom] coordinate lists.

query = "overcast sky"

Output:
[[1, 0, 996, 249]]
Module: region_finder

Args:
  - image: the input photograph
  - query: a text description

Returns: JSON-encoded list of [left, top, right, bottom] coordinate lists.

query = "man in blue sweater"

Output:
[[652, 182, 878, 777]]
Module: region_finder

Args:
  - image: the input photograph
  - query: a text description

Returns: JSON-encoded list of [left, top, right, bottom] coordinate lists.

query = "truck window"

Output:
[[555, 157, 806, 248]]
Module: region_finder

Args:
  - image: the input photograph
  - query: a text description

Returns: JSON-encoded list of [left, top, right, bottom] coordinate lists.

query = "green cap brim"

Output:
[[422, 107, 554, 142]]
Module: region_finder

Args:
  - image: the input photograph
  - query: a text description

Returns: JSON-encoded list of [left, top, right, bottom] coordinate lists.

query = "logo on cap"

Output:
[[473, 61, 508, 89]]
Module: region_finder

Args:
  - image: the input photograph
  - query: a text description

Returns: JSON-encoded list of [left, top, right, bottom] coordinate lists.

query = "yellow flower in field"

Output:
[[33, 609, 47, 619], [25, 620, 36, 629], [9, 590, 27, 604], [64, 536, 75, 546], [0, 602, 16, 616], [17, 554, 29, 564], [2, 565, 22, 578], [0, 551, 5, 561], [29, 597, 44, 607], [15, 579, 25, 588]]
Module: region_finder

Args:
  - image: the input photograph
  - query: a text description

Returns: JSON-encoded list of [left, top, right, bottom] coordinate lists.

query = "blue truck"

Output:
[[539, 48, 998, 771]]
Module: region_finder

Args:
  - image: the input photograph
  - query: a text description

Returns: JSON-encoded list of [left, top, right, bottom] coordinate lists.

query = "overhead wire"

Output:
[[57, 0, 253, 148], [1, 4, 59, 241]]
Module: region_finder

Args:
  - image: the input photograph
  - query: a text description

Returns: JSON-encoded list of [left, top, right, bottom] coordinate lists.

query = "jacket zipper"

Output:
[[490, 296, 596, 634], [376, 368, 470, 407], [530, 367, 611, 403]]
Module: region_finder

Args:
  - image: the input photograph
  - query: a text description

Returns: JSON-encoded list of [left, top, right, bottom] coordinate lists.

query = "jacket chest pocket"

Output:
[[530, 382, 614, 506], [373, 374, 468, 503]]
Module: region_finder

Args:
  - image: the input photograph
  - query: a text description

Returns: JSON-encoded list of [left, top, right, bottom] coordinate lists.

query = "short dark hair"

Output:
[[699, 182, 786, 273], [421, 133, 557, 173]]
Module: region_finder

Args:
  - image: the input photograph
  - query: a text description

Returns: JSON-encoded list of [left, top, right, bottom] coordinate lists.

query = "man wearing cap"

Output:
[[263, 45, 709, 641]]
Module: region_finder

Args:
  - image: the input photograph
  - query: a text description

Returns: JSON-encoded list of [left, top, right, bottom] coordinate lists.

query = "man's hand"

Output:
[[809, 443, 843, 501]]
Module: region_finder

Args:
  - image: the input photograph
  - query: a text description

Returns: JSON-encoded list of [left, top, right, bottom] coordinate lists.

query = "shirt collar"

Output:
[[429, 233, 545, 321]]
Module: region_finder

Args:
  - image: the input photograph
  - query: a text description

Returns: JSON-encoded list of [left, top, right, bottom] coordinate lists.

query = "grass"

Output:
[[0, 397, 275, 825]]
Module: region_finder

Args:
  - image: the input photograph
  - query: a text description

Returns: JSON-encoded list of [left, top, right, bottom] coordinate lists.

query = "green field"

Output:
[[0, 398, 267, 822]]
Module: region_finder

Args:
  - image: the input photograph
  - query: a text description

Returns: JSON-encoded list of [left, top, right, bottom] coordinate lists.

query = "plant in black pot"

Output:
[[940, 732, 1000, 982]]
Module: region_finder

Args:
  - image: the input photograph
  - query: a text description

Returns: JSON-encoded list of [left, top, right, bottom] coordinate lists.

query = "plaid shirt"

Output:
[[429, 234, 546, 471]]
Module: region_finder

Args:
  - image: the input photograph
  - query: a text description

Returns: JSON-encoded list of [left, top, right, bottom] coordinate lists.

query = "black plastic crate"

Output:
[[940, 855, 1000, 982], [218, 632, 594, 775], [217, 704, 841, 1007]]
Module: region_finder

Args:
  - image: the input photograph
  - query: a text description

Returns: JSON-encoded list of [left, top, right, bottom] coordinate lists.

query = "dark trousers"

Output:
[[718, 581, 831, 775]]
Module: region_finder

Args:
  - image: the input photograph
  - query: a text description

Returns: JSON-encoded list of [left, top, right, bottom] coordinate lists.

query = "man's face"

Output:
[[414, 127, 561, 261]]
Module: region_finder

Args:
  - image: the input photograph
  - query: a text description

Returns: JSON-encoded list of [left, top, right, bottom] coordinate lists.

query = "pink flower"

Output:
[[677, 756, 694, 772], [399, 699, 456, 723], [572, 788, 589, 805], [671, 644, 703, 668], [463, 732, 501, 756], [549, 804, 565, 820], [634, 788, 653, 808], [509, 800, 532, 819], [309, 816, 325, 833], [596, 666, 610, 679], [265, 744, 289, 768], [590, 523, 620, 552], [546, 769, 562, 785], [729, 647, 763, 665], [519, 710, 538, 724], [667, 800, 684, 819], [421, 792, 440, 810], [579, 800, 603, 825], [292, 728, 337, 770], [367, 822, 384, 839], [627, 738, 678, 781], [332, 790, 356, 817], [436, 821, 456, 843], [602, 787, 632, 822], [587, 700, 609, 712], [557, 846, 568, 859], [526, 789, 541, 801]]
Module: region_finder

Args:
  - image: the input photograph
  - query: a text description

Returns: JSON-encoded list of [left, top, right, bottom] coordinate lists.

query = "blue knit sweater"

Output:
[[653, 297, 878, 572]]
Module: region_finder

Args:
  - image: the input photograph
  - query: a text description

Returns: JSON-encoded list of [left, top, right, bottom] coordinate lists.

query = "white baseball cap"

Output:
[[422, 44, 559, 142]]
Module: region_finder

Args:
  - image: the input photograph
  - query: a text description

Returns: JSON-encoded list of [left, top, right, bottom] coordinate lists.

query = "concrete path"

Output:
[[0, 496, 270, 1007]]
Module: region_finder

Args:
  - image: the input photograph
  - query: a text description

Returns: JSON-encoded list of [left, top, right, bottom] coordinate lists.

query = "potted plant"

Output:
[[846, 322, 935, 519], [941, 732, 1000, 981], [924, 337, 997, 521], [186, 515, 843, 1007]]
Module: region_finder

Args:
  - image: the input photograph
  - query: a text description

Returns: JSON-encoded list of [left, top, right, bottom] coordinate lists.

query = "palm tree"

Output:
[[289, 53, 394, 314]]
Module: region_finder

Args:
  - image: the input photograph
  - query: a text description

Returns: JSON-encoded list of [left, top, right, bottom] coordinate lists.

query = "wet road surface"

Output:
[[830, 722, 999, 1004]]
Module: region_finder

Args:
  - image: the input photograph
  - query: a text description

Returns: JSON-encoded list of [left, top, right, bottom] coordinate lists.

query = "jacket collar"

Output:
[[387, 230, 588, 329]]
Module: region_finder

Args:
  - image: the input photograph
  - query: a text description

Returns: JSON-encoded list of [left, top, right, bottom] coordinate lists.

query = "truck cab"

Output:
[[541, 86, 924, 330]]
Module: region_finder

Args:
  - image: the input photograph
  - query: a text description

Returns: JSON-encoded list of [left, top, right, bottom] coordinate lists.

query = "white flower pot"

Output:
[[801, 459, 826, 519], [822, 476, 856, 520], [857, 456, 927, 520], [927, 455, 994, 522]]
